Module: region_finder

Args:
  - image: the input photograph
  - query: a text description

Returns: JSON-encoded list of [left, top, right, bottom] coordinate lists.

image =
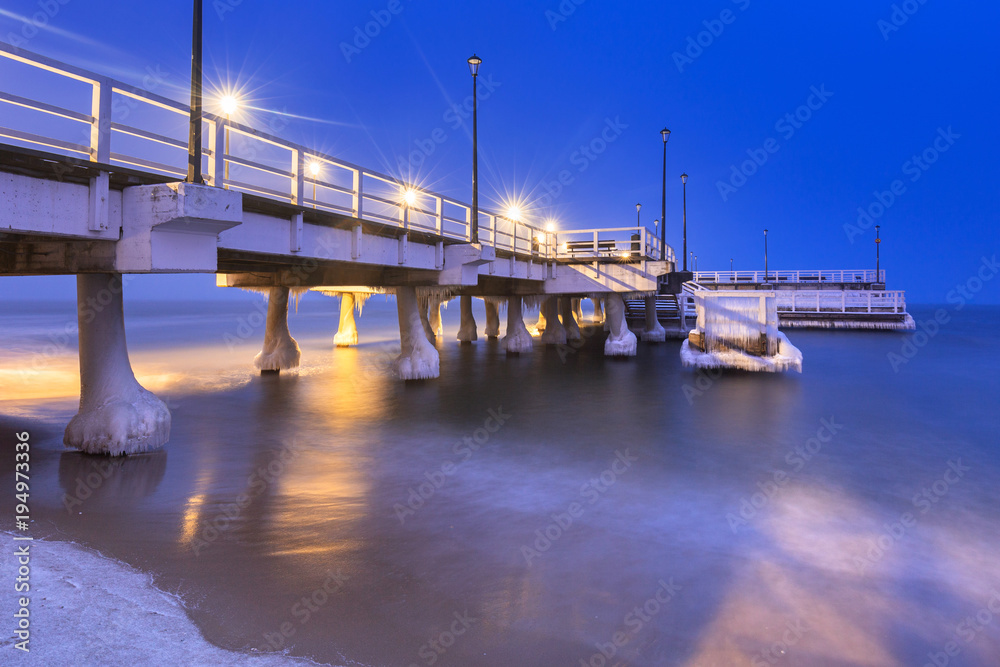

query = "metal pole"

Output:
[[471, 70, 479, 243], [876, 224, 881, 283], [223, 113, 229, 187], [764, 228, 768, 283], [660, 139, 666, 261], [682, 178, 687, 271], [187, 0, 203, 184]]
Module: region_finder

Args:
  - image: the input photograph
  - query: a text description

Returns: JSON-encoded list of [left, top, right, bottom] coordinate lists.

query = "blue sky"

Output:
[[2, 0, 998, 303]]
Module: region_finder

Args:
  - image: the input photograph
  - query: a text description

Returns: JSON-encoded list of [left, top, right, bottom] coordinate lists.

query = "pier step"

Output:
[[624, 296, 683, 323]]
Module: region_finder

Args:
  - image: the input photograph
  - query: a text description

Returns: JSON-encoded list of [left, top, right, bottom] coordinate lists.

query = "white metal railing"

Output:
[[1, 43, 637, 262], [775, 290, 906, 314], [692, 270, 885, 284], [553, 227, 674, 262]]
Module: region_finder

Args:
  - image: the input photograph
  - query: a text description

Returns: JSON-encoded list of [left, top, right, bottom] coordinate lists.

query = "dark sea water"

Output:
[[1, 296, 999, 666]]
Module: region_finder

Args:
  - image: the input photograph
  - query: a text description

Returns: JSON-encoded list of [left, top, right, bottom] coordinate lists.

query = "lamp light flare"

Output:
[[506, 206, 521, 222], [220, 94, 239, 116], [307, 161, 322, 178], [403, 189, 417, 207]]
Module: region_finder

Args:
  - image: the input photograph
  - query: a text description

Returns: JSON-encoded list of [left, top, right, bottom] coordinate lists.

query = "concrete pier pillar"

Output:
[[561, 297, 583, 341], [429, 296, 444, 339], [604, 294, 637, 357], [418, 298, 436, 344], [395, 287, 440, 379], [591, 297, 605, 324], [532, 302, 547, 336], [540, 297, 567, 345], [641, 295, 666, 342], [573, 298, 584, 325], [457, 295, 478, 343], [484, 300, 501, 339], [503, 296, 534, 355], [254, 287, 302, 372], [64, 273, 170, 456], [333, 293, 359, 348]]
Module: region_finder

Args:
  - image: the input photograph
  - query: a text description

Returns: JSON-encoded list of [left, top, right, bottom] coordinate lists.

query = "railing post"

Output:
[[465, 206, 472, 242], [867, 291, 872, 313], [841, 291, 846, 312], [352, 170, 362, 219], [209, 116, 225, 187], [88, 79, 112, 232], [592, 231, 598, 256], [435, 197, 443, 235], [291, 149, 304, 205], [792, 291, 796, 312]]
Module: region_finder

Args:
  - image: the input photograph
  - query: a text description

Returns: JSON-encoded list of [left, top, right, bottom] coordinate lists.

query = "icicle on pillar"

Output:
[[333, 293, 359, 348], [418, 298, 436, 343], [561, 297, 583, 341], [429, 296, 444, 339], [395, 287, 440, 379], [484, 300, 501, 339], [457, 295, 478, 343], [641, 295, 666, 342], [254, 286, 301, 373], [604, 294, 637, 357], [573, 298, 584, 325], [64, 273, 170, 456], [531, 301, 547, 336], [503, 296, 534, 354], [540, 297, 567, 344]]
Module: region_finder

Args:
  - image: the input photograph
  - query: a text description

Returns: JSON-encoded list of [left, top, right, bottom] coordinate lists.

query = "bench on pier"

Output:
[[565, 240, 617, 255]]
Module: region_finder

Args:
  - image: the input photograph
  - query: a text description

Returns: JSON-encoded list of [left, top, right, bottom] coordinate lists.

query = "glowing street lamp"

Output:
[[506, 205, 521, 222], [468, 54, 483, 244], [636, 202, 641, 227], [404, 188, 417, 208], [307, 161, 322, 206], [876, 224, 882, 283], [764, 228, 769, 283], [220, 94, 240, 187]]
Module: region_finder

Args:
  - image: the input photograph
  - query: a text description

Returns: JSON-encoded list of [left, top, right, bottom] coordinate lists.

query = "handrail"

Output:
[[692, 270, 886, 283]]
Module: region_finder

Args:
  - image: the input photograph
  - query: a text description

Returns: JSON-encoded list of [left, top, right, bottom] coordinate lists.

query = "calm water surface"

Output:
[[1, 296, 998, 666]]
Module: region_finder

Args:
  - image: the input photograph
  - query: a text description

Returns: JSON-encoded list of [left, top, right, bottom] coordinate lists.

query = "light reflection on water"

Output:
[[1, 299, 999, 666]]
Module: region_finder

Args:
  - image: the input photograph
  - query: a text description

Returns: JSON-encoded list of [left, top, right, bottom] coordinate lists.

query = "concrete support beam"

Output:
[[395, 286, 440, 380], [457, 295, 478, 343], [503, 296, 534, 355], [333, 293, 359, 348], [254, 287, 301, 372], [438, 243, 496, 286], [118, 182, 242, 273], [604, 294, 637, 357], [64, 273, 170, 456]]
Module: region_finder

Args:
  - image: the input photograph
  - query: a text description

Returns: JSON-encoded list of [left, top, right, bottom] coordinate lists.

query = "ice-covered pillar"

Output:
[[534, 302, 547, 334], [395, 287, 440, 379], [484, 300, 501, 339], [573, 298, 584, 324], [333, 293, 358, 348], [591, 297, 605, 324], [254, 287, 302, 373], [64, 273, 170, 456], [641, 295, 666, 342], [604, 294, 637, 357], [457, 295, 478, 343], [561, 297, 583, 341], [541, 297, 567, 345], [429, 296, 444, 339], [503, 296, 534, 354], [418, 298, 436, 343]]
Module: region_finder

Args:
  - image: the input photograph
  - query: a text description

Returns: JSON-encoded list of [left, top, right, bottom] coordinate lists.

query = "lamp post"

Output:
[[730, 258, 734, 274], [660, 128, 670, 261], [220, 95, 238, 187], [681, 173, 688, 271], [468, 54, 482, 244], [694, 254, 698, 272], [764, 228, 769, 283], [876, 224, 881, 283], [636, 203, 641, 226], [187, 0, 204, 184]]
